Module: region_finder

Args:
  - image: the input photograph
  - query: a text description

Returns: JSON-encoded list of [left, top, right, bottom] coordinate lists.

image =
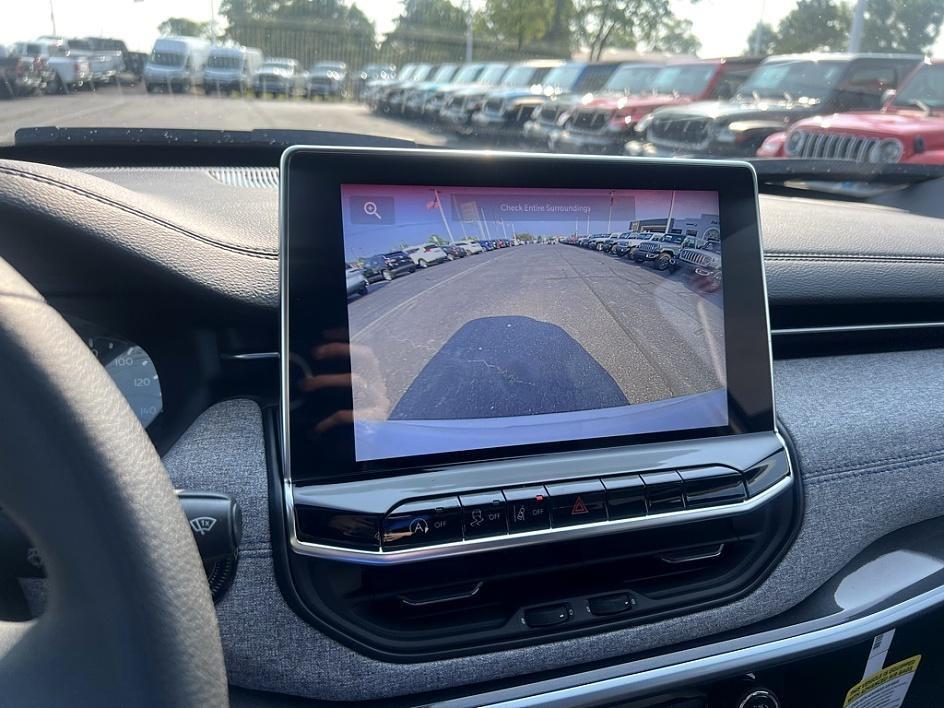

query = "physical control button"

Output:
[[743, 451, 790, 497], [680, 467, 747, 508], [602, 474, 648, 519], [588, 592, 635, 616], [296, 506, 381, 550], [524, 603, 571, 628], [459, 490, 508, 539], [545, 479, 606, 527], [383, 497, 461, 549], [504, 485, 551, 533], [641, 471, 685, 513]]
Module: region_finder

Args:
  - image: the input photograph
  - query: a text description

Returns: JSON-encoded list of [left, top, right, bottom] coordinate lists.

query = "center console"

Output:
[[278, 147, 798, 661]]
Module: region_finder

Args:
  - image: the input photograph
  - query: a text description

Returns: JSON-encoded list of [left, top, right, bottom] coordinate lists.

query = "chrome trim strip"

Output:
[[448, 579, 944, 708], [285, 475, 791, 565], [221, 351, 280, 360], [773, 321, 944, 336]]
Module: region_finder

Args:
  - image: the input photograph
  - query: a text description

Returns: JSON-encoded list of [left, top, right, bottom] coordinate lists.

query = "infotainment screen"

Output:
[[282, 147, 773, 482], [339, 185, 726, 462]]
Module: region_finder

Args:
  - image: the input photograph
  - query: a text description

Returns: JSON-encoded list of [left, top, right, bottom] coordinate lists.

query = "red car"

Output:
[[551, 57, 761, 154], [758, 60, 944, 164]]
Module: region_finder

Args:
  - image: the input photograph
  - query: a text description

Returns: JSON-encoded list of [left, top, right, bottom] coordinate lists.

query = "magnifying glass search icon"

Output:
[[363, 201, 382, 220]]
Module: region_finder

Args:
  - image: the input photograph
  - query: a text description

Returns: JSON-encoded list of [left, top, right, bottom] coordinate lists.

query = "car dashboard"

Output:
[[2, 155, 944, 707]]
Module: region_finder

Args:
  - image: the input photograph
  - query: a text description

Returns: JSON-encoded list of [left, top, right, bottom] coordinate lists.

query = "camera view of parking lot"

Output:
[[342, 186, 726, 461]]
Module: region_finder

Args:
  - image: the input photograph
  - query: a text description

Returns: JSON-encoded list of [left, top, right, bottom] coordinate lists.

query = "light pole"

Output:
[[465, 0, 473, 62], [49, 0, 57, 35], [849, 0, 868, 53], [209, 0, 218, 44]]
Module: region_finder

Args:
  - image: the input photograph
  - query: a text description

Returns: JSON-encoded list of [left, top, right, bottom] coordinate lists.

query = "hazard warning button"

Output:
[[545, 480, 607, 527]]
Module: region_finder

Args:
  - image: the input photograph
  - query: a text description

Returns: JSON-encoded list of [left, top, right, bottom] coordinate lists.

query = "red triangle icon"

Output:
[[571, 496, 589, 515]]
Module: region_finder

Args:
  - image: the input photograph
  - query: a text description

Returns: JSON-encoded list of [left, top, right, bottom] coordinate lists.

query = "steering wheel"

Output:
[[0, 258, 227, 706]]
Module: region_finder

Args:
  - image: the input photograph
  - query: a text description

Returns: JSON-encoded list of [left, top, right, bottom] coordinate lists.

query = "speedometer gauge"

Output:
[[86, 336, 163, 428]]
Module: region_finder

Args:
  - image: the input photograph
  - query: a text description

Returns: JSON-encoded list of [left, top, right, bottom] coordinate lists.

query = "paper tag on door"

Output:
[[864, 630, 895, 679], [843, 655, 921, 708]]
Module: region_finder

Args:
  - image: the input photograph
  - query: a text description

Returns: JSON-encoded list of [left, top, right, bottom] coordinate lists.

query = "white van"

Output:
[[144, 36, 211, 93], [203, 45, 263, 95]]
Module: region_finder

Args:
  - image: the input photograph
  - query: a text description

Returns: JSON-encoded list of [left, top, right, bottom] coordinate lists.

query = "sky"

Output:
[[339, 185, 719, 260], [3, 1, 942, 57]]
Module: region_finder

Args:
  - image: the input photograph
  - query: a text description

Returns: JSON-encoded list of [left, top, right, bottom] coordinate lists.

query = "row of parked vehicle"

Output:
[[563, 231, 722, 283], [364, 53, 944, 165], [0, 35, 146, 97], [345, 238, 518, 297]]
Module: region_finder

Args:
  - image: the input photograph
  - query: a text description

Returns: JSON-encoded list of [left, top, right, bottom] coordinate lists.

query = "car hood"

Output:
[[791, 109, 944, 138], [578, 93, 693, 112], [654, 99, 820, 124]]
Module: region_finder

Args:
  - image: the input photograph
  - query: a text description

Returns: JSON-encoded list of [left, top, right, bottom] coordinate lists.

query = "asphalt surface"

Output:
[[0, 83, 454, 145], [348, 245, 725, 421]]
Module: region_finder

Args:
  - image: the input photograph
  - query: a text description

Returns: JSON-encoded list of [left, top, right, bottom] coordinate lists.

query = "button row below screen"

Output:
[[381, 466, 753, 550]]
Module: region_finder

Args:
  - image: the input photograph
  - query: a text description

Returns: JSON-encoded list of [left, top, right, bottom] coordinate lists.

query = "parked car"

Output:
[[405, 62, 483, 118], [439, 63, 520, 128], [72, 37, 144, 83], [253, 58, 307, 98], [440, 244, 467, 260], [454, 239, 484, 255], [14, 39, 92, 94], [345, 268, 368, 297], [0, 46, 44, 97], [364, 63, 414, 107], [144, 36, 211, 93], [675, 232, 722, 281], [555, 58, 760, 154], [425, 62, 508, 121], [404, 243, 449, 267], [67, 38, 124, 84], [521, 61, 630, 144], [638, 53, 922, 159], [354, 63, 395, 100], [632, 231, 688, 270], [203, 45, 263, 95], [470, 60, 579, 137], [306, 61, 348, 99], [612, 231, 660, 258], [363, 251, 416, 280], [758, 60, 944, 165], [376, 63, 437, 113]]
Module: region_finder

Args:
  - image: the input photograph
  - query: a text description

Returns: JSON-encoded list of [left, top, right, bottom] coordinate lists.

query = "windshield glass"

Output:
[[411, 65, 433, 81], [478, 64, 509, 84], [432, 64, 458, 82], [453, 64, 483, 83], [150, 51, 184, 67], [501, 65, 538, 87], [893, 63, 944, 109], [260, 62, 292, 72], [737, 60, 845, 100], [605, 65, 663, 93], [207, 54, 242, 69], [650, 64, 717, 96], [543, 64, 584, 91]]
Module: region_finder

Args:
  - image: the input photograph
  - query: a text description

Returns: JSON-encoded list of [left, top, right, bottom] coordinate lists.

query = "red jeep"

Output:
[[758, 60, 944, 164], [551, 57, 760, 154]]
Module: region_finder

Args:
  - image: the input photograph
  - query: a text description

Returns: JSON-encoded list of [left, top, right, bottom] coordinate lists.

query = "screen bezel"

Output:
[[282, 146, 774, 484]]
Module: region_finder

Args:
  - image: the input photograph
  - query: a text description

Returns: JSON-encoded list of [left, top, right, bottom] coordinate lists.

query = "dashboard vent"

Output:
[[206, 167, 279, 189]]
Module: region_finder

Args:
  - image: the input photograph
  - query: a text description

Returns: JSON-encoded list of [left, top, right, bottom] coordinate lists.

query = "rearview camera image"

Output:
[[341, 184, 725, 462]]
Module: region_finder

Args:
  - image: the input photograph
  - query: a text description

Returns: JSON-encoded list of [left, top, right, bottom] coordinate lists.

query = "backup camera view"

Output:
[[341, 185, 726, 461]]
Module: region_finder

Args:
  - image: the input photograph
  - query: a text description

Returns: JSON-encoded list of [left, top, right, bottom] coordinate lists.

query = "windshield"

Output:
[[605, 65, 663, 94], [650, 65, 717, 96], [150, 51, 184, 67], [432, 64, 458, 82], [501, 65, 539, 87], [207, 54, 242, 69], [411, 65, 433, 81], [261, 62, 293, 71], [737, 60, 845, 101], [453, 64, 484, 83], [543, 64, 584, 91], [893, 63, 944, 109], [478, 64, 509, 84]]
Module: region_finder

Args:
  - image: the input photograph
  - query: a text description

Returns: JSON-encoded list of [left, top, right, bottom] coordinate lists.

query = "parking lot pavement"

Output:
[[0, 84, 452, 146], [348, 245, 726, 420]]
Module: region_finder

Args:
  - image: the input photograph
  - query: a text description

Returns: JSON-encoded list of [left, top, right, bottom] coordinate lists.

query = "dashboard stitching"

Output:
[[765, 253, 944, 264], [802, 446, 944, 479], [807, 452, 944, 485], [0, 166, 279, 260]]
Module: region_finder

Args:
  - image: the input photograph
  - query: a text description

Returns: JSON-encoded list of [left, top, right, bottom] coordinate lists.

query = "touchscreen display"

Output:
[[340, 185, 726, 462]]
